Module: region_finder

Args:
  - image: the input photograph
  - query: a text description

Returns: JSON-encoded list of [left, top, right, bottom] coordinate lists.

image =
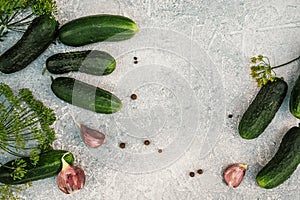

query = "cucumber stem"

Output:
[[41, 67, 47, 75]]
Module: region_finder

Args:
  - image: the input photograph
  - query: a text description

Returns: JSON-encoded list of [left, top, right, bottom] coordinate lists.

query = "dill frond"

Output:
[[0, 0, 57, 40], [0, 82, 56, 157], [0, 83, 56, 199]]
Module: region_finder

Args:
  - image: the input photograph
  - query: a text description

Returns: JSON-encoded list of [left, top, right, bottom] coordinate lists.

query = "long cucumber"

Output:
[[58, 14, 138, 46], [51, 77, 122, 114], [0, 15, 58, 74]]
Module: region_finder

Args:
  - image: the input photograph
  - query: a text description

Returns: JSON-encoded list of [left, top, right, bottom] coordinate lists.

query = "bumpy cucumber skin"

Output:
[[46, 50, 116, 75], [58, 14, 138, 46], [256, 126, 300, 189], [0, 150, 74, 185], [290, 75, 300, 119], [51, 77, 122, 114], [0, 15, 59, 74], [238, 78, 288, 139]]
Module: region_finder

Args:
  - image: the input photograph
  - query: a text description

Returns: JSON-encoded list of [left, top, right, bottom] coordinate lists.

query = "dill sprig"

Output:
[[0, 0, 57, 41], [250, 55, 275, 87], [250, 55, 300, 87], [0, 82, 56, 199], [0, 82, 56, 158]]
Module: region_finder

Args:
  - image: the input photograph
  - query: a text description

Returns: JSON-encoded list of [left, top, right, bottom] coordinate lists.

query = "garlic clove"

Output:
[[57, 153, 86, 194], [223, 163, 247, 188], [80, 124, 105, 148]]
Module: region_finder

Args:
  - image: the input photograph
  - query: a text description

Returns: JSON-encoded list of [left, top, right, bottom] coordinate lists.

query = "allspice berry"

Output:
[[144, 140, 150, 145], [119, 142, 126, 149], [131, 94, 137, 100], [189, 172, 195, 177], [197, 169, 204, 174]]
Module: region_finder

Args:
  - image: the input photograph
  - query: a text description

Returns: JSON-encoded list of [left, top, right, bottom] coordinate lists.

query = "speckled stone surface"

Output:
[[1, 0, 300, 199]]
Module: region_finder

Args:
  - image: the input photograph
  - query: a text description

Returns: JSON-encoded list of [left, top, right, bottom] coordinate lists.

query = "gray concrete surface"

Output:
[[1, 0, 300, 199]]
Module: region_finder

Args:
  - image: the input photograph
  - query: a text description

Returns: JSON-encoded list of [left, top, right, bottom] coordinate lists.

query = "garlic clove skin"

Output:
[[57, 154, 86, 194], [223, 163, 247, 188], [80, 124, 105, 148]]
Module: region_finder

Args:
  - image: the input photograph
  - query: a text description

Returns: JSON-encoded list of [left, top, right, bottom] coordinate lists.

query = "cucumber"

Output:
[[0, 15, 58, 74], [0, 150, 74, 185], [51, 77, 122, 114], [290, 75, 300, 118], [256, 126, 300, 189], [238, 78, 288, 139], [46, 50, 116, 75], [58, 14, 138, 46]]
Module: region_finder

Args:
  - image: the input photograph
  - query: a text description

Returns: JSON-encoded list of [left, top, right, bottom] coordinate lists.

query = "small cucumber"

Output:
[[290, 75, 300, 118], [238, 78, 288, 139], [51, 77, 122, 114], [256, 126, 300, 189], [46, 50, 116, 75], [58, 14, 138, 46], [0, 150, 74, 185], [0, 15, 58, 74]]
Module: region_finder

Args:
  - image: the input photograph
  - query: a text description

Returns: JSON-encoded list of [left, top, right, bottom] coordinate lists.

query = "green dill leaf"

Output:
[[29, 149, 39, 166], [30, 0, 57, 16], [11, 159, 27, 180], [0, 0, 57, 41]]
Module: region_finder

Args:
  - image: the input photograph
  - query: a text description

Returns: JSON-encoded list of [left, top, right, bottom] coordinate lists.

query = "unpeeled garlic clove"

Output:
[[57, 153, 86, 194], [80, 124, 105, 148], [223, 163, 247, 188]]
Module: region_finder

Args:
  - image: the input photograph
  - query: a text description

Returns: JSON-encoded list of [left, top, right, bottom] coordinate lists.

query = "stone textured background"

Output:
[[0, 0, 300, 199]]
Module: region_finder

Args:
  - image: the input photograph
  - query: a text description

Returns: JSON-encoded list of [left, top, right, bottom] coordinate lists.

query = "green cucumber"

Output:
[[0, 150, 74, 185], [0, 15, 58, 74], [58, 14, 138, 46], [290, 75, 300, 118], [51, 77, 122, 114], [46, 50, 116, 75], [238, 78, 288, 139], [256, 126, 300, 189]]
